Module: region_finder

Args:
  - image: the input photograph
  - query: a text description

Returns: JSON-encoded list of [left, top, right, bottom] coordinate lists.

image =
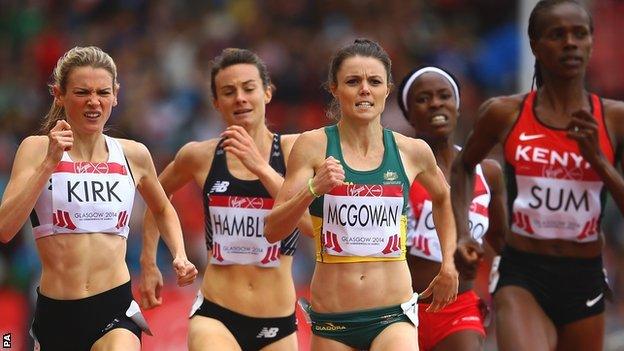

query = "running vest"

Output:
[[503, 92, 615, 242], [203, 134, 299, 267], [408, 150, 490, 262], [30, 136, 136, 239], [309, 125, 411, 263]]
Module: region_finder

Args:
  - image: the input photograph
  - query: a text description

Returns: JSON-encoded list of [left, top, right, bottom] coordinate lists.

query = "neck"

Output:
[[421, 135, 455, 171], [336, 118, 383, 154], [538, 76, 588, 113], [245, 123, 273, 147], [70, 131, 106, 161]]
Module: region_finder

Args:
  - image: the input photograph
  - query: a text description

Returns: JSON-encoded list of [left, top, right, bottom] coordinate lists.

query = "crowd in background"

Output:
[[2, 0, 624, 350]]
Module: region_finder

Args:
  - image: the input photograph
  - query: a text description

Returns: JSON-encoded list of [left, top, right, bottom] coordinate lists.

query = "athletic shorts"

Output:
[[189, 292, 297, 351], [418, 290, 486, 351], [301, 293, 418, 350], [31, 281, 148, 351], [493, 246, 607, 326]]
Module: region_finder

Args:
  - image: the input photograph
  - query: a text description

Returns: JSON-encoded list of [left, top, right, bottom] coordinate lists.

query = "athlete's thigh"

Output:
[[556, 313, 604, 351], [433, 330, 484, 351], [310, 334, 357, 351], [188, 315, 241, 351], [370, 322, 418, 351], [90, 328, 140, 351], [260, 332, 298, 351], [494, 286, 556, 351]]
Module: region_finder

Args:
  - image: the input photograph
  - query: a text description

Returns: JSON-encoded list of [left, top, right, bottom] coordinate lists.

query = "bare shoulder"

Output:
[[279, 133, 301, 158], [601, 97, 624, 112], [289, 128, 328, 166], [20, 135, 49, 150], [292, 128, 327, 151], [601, 98, 624, 140], [602, 98, 624, 119], [115, 138, 150, 161], [478, 94, 525, 122], [175, 138, 219, 165], [393, 132, 431, 157], [15, 135, 49, 163]]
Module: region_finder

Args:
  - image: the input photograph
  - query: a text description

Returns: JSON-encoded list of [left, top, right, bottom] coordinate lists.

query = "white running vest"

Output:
[[408, 163, 490, 262], [31, 136, 135, 239]]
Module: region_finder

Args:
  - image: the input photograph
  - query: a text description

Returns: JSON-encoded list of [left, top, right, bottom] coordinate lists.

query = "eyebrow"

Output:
[[220, 79, 258, 90], [72, 87, 112, 91], [344, 74, 383, 79]]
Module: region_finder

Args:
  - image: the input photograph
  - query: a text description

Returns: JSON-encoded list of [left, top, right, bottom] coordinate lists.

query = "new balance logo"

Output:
[[256, 327, 279, 338], [519, 132, 545, 141], [210, 181, 230, 193]]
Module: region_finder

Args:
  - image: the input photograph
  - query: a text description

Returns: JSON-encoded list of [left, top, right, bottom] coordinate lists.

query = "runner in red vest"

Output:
[[398, 66, 507, 351], [451, 1, 624, 350]]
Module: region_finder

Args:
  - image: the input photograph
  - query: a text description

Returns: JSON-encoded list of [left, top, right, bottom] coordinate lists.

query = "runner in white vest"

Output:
[[0, 46, 197, 351]]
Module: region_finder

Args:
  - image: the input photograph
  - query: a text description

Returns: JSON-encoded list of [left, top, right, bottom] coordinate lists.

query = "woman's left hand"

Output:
[[419, 262, 459, 312], [567, 109, 605, 167], [172, 257, 198, 287], [221, 125, 268, 175]]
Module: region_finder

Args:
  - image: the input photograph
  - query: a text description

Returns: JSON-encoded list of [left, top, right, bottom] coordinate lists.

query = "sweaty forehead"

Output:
[[536, 2, 590, 34], [215, 63, 262, 87], [338, 56, 387, 78]]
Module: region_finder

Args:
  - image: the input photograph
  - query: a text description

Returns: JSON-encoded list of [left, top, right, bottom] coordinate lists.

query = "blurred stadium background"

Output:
[[1, 0, 624, 350]]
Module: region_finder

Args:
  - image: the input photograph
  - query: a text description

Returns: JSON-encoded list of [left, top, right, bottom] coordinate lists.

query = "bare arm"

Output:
[[221, 126, 285, 197], [397, 136, 458, 312], [451, 97, 518, 240], [265, 129, 343, 242], [221, 128, 313, 236], [123, 140, 198, 286], [574, 99, 624, 215], [139, 141, 209, 267], [0, 121, 72, 243], [451, 96, 518, 276], [481, 158, 507, 254]]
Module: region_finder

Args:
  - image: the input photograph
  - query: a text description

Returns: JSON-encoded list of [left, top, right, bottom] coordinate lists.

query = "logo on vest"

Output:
[[256, 327, 279, 338], [519, 132, 545, 141], [347, 184, 383, 197], [210, 181, 230, 193], [74, 162, 110, 174], [384, 170, 398, 182], [229, 196, 264, 209]]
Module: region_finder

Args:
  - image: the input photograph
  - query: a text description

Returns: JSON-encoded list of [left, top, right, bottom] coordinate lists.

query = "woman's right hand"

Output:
[[47, 120, 73, 164], [139, 263, 164, 310], [311, 156, 345, 195]]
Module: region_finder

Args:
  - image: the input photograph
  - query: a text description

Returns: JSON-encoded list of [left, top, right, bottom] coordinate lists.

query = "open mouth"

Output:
[[355, 101, 374, 109], [84, 111, 101, 119], [430, 114, 448, 127]]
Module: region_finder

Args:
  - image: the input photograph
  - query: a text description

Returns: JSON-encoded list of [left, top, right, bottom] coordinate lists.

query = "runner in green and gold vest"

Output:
[[266, 39, 459, 351], [309, 125, 411, 263]]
